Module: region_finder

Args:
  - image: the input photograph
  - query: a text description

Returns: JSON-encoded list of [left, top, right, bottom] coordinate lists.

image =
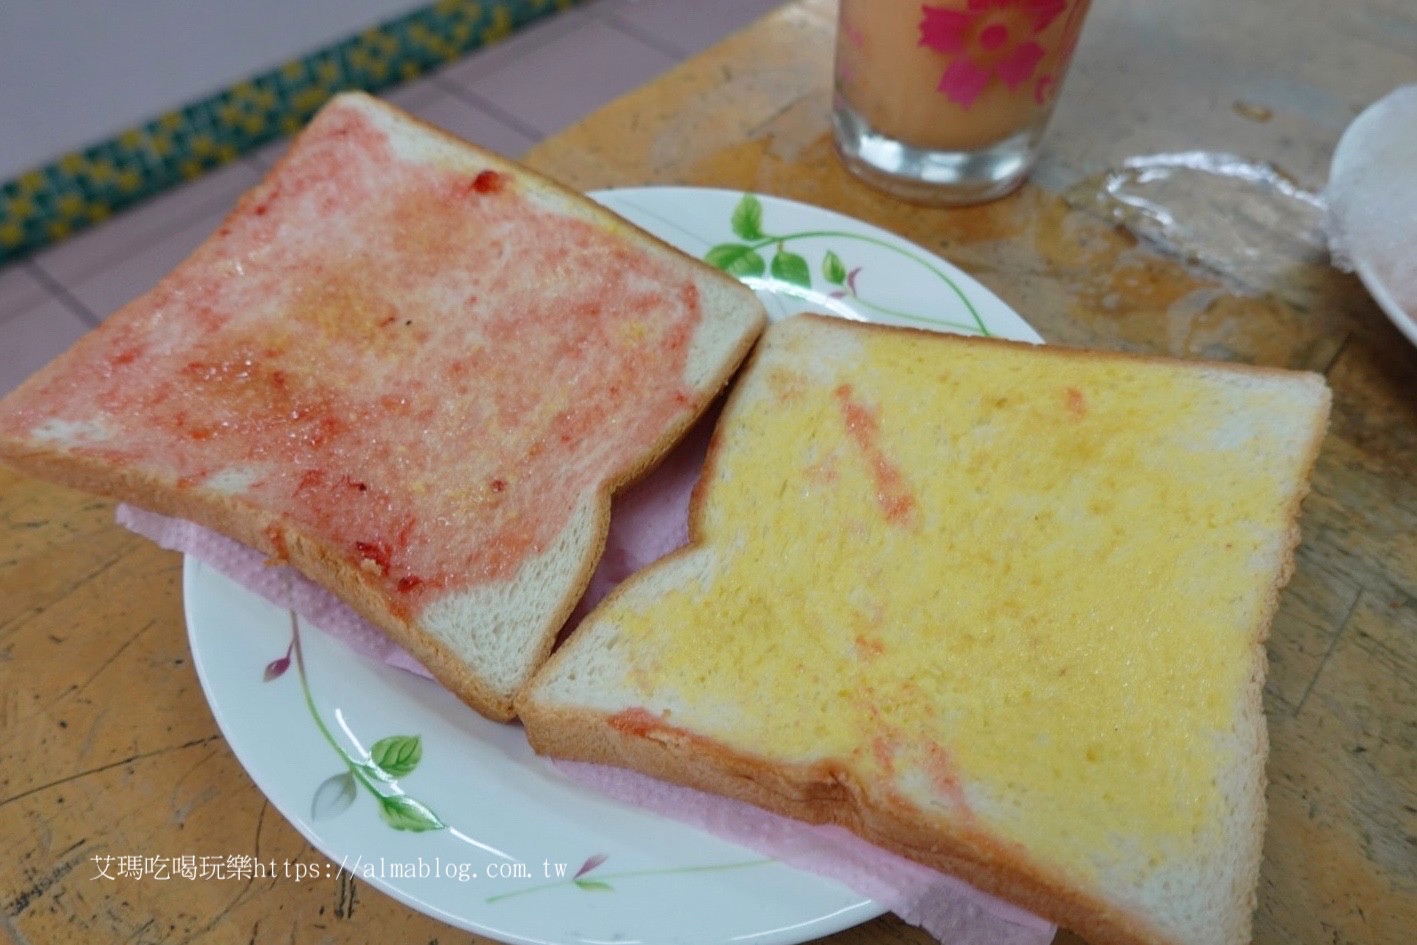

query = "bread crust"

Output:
[[521, 700, 1170, 945], [0, 92, 766, 722], [520, 313, 1333, 945]]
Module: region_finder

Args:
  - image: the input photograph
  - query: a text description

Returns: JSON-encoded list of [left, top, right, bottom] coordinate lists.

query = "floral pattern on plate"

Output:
[[185, 186, 1040, 945]]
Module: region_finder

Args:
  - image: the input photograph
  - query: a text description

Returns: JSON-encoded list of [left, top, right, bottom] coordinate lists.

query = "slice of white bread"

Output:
[[519, 313, 1330, 945], [0, 92, 766, 721]]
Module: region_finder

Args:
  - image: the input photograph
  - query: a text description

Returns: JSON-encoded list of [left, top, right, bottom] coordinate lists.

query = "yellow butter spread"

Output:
[[609, 320, 1301, 874]]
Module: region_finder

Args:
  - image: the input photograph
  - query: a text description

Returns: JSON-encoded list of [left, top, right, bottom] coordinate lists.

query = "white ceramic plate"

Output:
[[1327, 84, 1417, 348], [184, 187, 1041, 945]]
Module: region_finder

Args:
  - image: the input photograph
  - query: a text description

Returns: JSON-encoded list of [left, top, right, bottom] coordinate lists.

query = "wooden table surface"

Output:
[[2, 1, 1414, 943]]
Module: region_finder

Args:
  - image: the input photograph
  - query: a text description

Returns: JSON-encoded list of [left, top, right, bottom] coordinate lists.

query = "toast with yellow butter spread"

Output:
[[519, 313, 1330, 945], [0, 92, 766, 721]]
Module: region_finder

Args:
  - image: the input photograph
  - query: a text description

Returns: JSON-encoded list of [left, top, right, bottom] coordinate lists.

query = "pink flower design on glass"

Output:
[[919, 0, 1067, 109], [836, 19, 866, 84]]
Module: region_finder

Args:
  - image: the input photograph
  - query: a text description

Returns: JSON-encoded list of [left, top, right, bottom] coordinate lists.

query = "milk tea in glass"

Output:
[[833, 0, 1092, 205]]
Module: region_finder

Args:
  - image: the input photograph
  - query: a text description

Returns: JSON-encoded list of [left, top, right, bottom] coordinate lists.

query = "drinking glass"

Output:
[[832, 0, 1092, 205]]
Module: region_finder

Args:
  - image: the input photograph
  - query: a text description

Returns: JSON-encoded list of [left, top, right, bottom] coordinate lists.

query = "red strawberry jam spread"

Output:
[[833, 383, 918, 528], [0, 97, 704, 615]]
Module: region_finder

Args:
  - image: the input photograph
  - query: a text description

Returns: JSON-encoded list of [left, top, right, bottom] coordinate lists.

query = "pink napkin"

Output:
[[555, 760, 1052, 945], [117, 415, 1054, 945]]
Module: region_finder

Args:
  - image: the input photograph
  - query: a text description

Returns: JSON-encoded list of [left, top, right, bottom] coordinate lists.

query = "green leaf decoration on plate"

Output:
[[378, 793, 446, 832], [730, 193, 766, 240], [703, 192, 990, 336], [370, 734, 423, 778], [705, 243, 766, 277], [573, 878, 614, 892], [485, 854, 772, 904], [311, 771, 358, 820], [267, 611, 447, 835], [770, 249, 812, 288]]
